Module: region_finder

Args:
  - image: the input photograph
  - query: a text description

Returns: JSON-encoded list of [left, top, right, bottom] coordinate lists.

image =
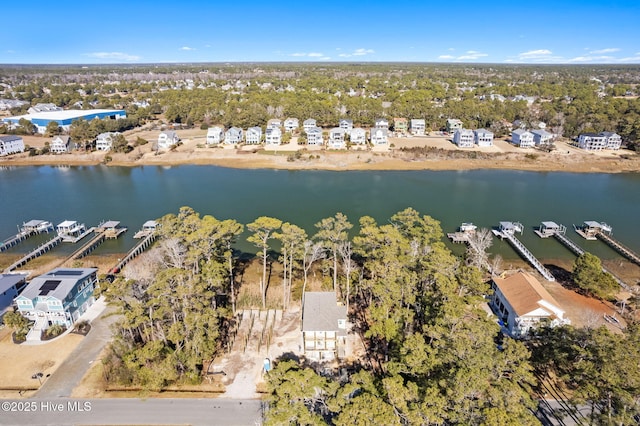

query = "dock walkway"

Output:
[[0, 230, 34, 252], [109, 231, 157, 274], [596, 232, 640, 267], [494, 224, 555, 281], [4, 235, 63, 272], [63, 229, 107, 264]]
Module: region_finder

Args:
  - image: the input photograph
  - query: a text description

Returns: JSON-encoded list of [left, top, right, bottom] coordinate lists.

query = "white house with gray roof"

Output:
[[306, 127, 324, 145], [410, 119, 426, 136], [50, 135, 71, 153], [265, 127, 282, 145], [601, 131, 622, 149], [206, 126, 224, 144], [453, 129, 475, 148], [370, 127, 388, 145], [349, 128, 367, 145], [95, 132, 120, 151], [531, 129, 553, 146], [157, 131, 179, 150], [328, 128, 346, 149], [303, 118, 317, 133], [374, 118, 389, 129], [511, 129, 535, 148], [225, 127, 243, 145], [245, 126, 263, 144], [339, 119, 353, 131], [578, 133, 607, 151], [302, 292, 348, 360], [284, 118, 299, 133], [474, 129, 494, 147], [0, 135, 25, 156]]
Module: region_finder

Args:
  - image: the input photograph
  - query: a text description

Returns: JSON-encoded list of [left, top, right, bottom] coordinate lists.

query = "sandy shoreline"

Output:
[[2, 130, 638, 173]]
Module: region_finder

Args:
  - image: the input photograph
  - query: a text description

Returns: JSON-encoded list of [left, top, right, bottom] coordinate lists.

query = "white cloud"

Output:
[[437, 51, 488, 61], [307, 52, 324, 57], [567, 55, 615, 63], [519, 49, 553, 57], [6, 50, 15, 54], [85, 52, 140, 61], [289, 52, 325, 58], [438, 55, 455, 60], [589, 48, 620, 54], [337, 48, 375, 58], [180, 46, 196, 51]]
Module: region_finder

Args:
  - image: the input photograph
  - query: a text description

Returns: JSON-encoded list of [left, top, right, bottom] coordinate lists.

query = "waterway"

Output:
[[0, 165, 639, 262]]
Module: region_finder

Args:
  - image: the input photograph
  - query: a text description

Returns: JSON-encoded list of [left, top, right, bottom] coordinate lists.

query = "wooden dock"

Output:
[[98, 220, 128, 239], [63, 229, 107, 264], [60, 226, 95, 243], [0, 230, 34, 252], [109, 231, 157, 274], [596, 232, 640, 267], [4, 235, 63, 273], [494, 221, 555, 281], [447, 222, 477, 244]]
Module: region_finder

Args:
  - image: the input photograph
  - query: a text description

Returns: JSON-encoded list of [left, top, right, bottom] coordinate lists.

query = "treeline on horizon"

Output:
[[0, 63, 639, 149], [99, 206, 640, 425]]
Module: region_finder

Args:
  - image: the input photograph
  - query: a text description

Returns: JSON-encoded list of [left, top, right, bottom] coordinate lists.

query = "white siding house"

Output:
[[370, 127, 388, 145], [474, 129, 494, 147], [302, 292, 348, 361], [245, 126, 263, 144], [266, 119, 282, 130], [328, 128, 346, 149], [306, 127, 324, 145], [95, 132, 120, 151], [0, 135, 25, 156], [531, 129, 553, 146], [265, 127, 282, 145], [339, 119, 353, 131], [446, 118, 463, 133], [50, 135, 71, 153], [453, 129, 475, 148], [601, 131, 622, 150], [349, 128, 367, 145], [157, 131, 179, 150], [578, 133, 607, 151], [410, 119, 426, 136], [374, 118, 389, 129], [303, 119, 317, 133], [225, 127, 244, 145], [512, 129, 535, 148], [284, 118, 299, 133], [206, 126, 224, 144], [490, 272, 569, 338]]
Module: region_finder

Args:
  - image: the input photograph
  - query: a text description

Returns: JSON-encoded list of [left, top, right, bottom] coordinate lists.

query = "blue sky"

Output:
[[3, 0, 639, 64]]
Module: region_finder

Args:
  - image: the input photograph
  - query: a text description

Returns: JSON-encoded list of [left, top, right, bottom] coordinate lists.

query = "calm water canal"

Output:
[[0, 165, 639, 261]]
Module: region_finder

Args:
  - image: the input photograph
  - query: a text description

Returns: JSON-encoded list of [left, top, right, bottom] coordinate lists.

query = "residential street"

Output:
[[0, 398, 262, 426]]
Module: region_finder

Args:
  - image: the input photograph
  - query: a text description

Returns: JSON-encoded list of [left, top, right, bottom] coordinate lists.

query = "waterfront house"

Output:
[[531, 129, 553, 147], [410, 119, 426, 136], [225, 127, 243, 145], [50, 135, 71, 153], [245, 126, 263, 145], [284, 118, 299, 133], [302, 292, 348, 361], [490, 271, 569, 338], [601, 131, 622, 150], [0, 273, 27, 318], [577, 133, 607, 151], [328, 128, 346, 149], [446, 118, 463, 133], [0, 135, 25, 156], [393, 117, 408, 133], [265, 127, 282, 145], [206, 126, 224, 144], [266, 119, 282, 130], [303, 118, 317, 133], [14, 268, 98, 331], [474, 129, 494, 147], [374, 118, 389, 129], [370, 127, 388, 145], [339, 119, 353, 131], [349, 128, 367, 145], [95, 132, 120, 151], [453, 129, 475, 148], [157, 131, 179, 150], [511, 129, 535, 148], [306, 127, 324, 145]]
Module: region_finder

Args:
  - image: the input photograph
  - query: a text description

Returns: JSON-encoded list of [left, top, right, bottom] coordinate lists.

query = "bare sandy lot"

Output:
[[3, 128, 638, 173]]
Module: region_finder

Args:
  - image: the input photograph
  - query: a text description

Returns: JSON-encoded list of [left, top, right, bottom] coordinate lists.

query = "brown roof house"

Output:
[[490, 272, 569, 337], [302, 292, 348, 361]]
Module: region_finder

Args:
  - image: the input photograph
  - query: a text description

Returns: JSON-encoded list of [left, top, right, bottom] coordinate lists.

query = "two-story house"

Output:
[[284, 118, 299, 133], [474, 129, 494, 147], [531, 129, 553, 147], [374, 118, 389, 129], [303, 119, 317, 133], [512, 129, 535, 148], [349, 128, 367, 145], [95, 132, 120, 151], [370, 127, 388, 145], [14, 268, 98, 332], [453, 128, 475, 148], [446, 118, 463, 133], [393, 117, 408, 133], [50, 135, 71, 153], [245, 126, 263, 145], [410, 119, 426, 136], [578, 133, 607, 151], [266, 119, 282, 130], [206, 126, 224, 144], [339, 119, 353, 131], [600, 131, 622, 150], [302, 292, 348, 361], [157, 131, 179, 150]]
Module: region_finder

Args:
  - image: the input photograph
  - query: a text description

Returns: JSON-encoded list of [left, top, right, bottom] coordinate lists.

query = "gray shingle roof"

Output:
[[302, 292, 347, 335]]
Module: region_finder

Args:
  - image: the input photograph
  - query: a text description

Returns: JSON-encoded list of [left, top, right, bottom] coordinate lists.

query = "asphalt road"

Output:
[[0, 398, 263, 426]]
